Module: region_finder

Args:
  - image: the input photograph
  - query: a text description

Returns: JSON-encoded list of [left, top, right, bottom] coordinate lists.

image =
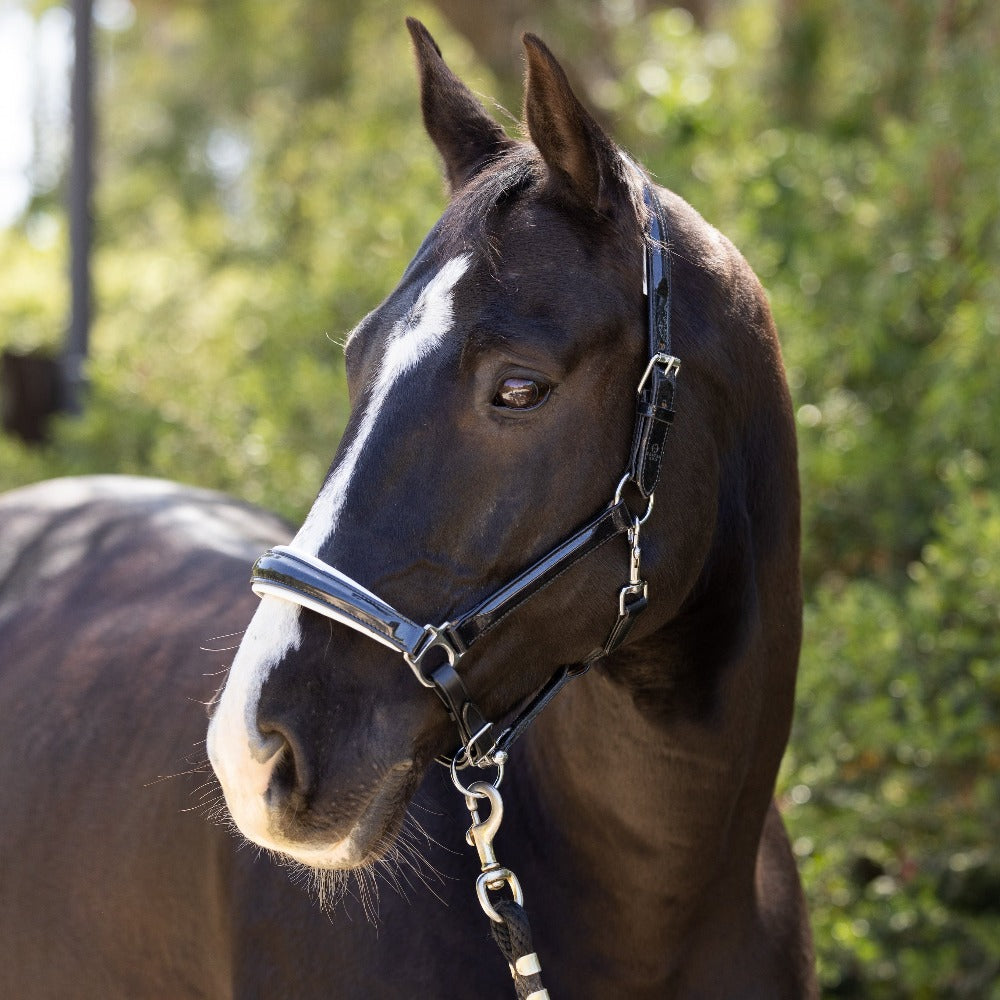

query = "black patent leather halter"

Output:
[[251, 184, 679, 768]]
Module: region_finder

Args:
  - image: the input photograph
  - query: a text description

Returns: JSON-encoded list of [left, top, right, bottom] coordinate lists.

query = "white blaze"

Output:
[[207, 254, 471, 863], [294, 253, 471, 556]]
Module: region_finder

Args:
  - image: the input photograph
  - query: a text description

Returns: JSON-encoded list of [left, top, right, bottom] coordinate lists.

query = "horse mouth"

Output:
[[259, 757, 418, 871]]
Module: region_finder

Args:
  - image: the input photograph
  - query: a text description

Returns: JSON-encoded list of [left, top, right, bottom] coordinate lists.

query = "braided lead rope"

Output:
[[490, 897, 550, 1000], [456, 773, 551, 999]]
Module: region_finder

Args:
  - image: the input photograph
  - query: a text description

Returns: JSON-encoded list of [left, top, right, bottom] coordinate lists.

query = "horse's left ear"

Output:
[[522, 33, 630, 217], [407, 17, 517, 194]]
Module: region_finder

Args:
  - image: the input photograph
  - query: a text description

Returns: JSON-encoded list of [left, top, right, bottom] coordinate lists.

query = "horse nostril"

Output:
[[249, 730, 286, 764], [255, 721, 314, 809]]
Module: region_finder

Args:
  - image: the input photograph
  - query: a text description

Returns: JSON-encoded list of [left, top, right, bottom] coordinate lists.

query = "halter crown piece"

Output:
[[249, 184, 679, 770]]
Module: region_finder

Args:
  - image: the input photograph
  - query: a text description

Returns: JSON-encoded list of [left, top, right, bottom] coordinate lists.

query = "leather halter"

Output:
[[250, 184, 679, 768]]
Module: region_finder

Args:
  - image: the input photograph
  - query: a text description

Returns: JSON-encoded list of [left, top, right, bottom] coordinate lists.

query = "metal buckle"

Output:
[[636, 352, 681, 395], [404, 624, 462, 688]]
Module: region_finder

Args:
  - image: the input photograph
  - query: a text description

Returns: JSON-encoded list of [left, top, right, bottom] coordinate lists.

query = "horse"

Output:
[[0, 20, 815, 999]]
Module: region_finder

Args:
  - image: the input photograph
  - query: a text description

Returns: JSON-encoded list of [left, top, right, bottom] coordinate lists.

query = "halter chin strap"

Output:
[[249, 183, 679, 768]]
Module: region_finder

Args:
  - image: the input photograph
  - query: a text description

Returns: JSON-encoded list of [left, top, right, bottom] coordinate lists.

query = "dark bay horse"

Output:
[[0, 21, 815, 999]]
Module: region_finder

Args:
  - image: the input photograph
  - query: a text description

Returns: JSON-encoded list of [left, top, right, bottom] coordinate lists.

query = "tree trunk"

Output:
[[64, 0, 94, 415]]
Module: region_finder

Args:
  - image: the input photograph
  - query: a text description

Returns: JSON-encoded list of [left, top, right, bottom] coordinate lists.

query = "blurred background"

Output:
[[0, 0, 997, 994]]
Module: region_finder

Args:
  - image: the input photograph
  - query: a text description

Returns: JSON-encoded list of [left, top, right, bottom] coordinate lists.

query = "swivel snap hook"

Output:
[[618, 514, 649, 620], [627, 517, 643, 587], [464, 780, 524, 922], [464, 780, 505, 877]]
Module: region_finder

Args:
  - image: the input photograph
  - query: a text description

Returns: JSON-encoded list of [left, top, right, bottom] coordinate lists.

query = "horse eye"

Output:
[[493, 377, 549, 410]]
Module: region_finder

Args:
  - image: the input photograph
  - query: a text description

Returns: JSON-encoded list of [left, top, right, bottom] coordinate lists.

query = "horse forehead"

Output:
[[386, 253, 471, 359], [363, 195, 623, 345], [499, 195, 618, 258], [293, 253, 471, 557], [347, 247, 471, 349], [492, 207, 638, 315]]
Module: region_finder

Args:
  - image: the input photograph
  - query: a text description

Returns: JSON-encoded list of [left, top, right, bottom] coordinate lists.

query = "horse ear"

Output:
[[407, 18, 516, 194], [522, 33, 628, 216]]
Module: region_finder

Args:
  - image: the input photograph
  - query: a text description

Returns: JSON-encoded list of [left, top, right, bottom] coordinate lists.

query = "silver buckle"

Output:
[[636, 352, 681, 395], [404, 624, 461, 688]]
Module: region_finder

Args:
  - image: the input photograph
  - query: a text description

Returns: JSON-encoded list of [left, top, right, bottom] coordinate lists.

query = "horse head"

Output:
[[208, 19, 801, 903]]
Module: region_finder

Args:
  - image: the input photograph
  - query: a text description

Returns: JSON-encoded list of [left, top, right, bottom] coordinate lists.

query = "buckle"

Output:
[[627, 352, 680, 499], [636, 352, 680, 395], [404, 624, 463, 687]]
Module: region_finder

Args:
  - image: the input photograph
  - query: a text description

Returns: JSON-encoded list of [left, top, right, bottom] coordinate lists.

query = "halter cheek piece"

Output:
[[250, 184, 679, 769]]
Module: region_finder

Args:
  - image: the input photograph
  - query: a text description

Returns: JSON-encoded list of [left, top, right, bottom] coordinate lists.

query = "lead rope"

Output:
[[490, 899, 548, 1000], [453, 765, 551, 999]]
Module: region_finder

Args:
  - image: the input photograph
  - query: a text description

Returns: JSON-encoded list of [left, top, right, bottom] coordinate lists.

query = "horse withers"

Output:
[[0, 21, 816, 999]]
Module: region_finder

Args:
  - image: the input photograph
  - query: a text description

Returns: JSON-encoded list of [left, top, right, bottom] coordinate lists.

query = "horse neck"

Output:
[[522, 651, 766, 890], [516, 614, 797, 987]]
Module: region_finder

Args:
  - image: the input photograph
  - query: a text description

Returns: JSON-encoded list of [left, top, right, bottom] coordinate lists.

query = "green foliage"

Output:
[[1, 0, 997, 994], [784, 479, 1000, 995], [596, 1, 1000, 993], [600, 12, 1000, 989], [1, 0, 470, 521]]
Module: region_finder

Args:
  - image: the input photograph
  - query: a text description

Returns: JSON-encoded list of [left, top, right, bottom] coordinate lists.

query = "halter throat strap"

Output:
[[249, 183, 678, 767], [628, 186, 678, 498]]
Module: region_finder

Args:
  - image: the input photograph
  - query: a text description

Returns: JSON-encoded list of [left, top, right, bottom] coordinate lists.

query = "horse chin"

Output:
[[270, 836, 365, 872], [263, 758, 417, 873]]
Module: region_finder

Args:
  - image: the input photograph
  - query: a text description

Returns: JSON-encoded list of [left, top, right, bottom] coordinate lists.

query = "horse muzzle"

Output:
[[207, 595, 422, 869]]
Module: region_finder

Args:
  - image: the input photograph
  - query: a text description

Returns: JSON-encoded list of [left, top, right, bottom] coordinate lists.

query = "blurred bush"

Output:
[[596, 1, 1000, 994], [0, 0, 463, 519], [1, 0, 997, 994]]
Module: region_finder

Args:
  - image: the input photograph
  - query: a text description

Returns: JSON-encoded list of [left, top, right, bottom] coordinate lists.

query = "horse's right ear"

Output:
[[522, 34, 631, 218], [407, 18, 516, 194]]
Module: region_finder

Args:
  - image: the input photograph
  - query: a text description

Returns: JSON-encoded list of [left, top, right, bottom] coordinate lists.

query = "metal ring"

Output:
[[476, 869, 524, 923], [613, 473, 655, 525], [636, 492, 655, 525], [450, 749, 504, 797]]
